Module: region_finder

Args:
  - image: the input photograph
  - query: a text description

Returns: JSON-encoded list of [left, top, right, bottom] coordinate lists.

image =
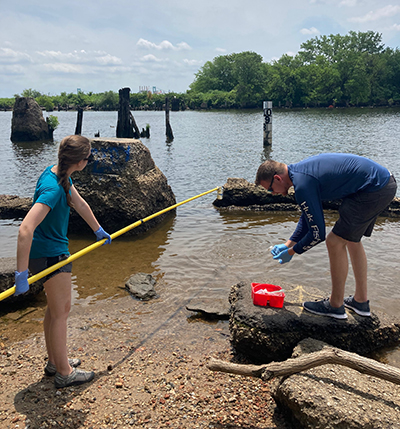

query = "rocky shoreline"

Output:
[[0, 290, 289, 429], [1, 176, 400, 428]]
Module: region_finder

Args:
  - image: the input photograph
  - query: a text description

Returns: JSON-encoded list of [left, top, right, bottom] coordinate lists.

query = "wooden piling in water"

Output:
[[75, 107, 83, 135], [165, 97, 174, 142], [117, 87, 139, 138]]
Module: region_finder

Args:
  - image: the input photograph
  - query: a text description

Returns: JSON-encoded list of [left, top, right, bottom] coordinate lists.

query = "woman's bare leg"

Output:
[[43, 272, 72, 376]]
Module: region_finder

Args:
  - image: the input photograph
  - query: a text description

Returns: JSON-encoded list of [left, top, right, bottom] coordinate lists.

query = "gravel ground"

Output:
[[0, 294, 290, 429]]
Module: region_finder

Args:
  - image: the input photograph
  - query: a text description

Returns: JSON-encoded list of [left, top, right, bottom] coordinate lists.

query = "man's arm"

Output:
[[292, 180, 326, 255]]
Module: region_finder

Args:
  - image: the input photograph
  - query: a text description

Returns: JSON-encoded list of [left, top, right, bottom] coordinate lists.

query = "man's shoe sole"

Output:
[[344, 304, 371, 317]]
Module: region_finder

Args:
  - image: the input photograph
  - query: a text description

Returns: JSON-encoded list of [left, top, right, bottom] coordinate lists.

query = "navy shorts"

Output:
[[332, 175, 397, 242], [29, 254, 72, 283]]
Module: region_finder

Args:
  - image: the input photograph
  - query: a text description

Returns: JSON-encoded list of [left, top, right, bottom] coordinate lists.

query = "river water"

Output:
[[1, 108, 400, 366]]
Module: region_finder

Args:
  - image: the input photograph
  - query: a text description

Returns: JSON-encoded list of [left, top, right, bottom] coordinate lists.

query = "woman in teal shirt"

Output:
[[15, 135, 111, 388]]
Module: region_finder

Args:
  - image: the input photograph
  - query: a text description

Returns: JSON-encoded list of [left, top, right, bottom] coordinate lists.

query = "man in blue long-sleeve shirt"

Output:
[[255, 153, 397, 319]]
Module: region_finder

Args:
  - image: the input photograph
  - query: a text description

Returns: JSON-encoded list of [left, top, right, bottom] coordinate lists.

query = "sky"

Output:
[[1, 0, 400, 98]]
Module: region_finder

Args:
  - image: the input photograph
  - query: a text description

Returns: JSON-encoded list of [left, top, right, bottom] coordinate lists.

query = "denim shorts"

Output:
[[332, 175, 397, 242], [29, 254, 72, 283]]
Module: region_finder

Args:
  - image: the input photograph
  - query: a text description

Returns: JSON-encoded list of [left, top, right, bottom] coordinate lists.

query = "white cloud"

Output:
[[0, 47, 32, 63], [95, 54, 122, 65], [0, 64, 26, 74], [339, 0, 358, 6], [389, 23, 400, 31], [137, 38, 192, 51], [35, 49, 123, 66], [176, 42, 191, 50], [215, 47, 227, 53], [183, 59, 202, 66], [141, 54, 164, 62], [349, 5, 400, 23], [36, 50, 81, 61], [300, 27, 320, 35], [42, 63, 85, 73], [41, 62, 130, 74]]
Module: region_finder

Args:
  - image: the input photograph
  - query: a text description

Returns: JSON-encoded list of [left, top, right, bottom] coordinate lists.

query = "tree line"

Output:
[[189, 31, 400, 108], [1, 31, 399, 111]]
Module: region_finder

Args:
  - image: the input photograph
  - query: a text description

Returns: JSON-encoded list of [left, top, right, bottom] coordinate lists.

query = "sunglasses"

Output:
[[268, 172, 276, 192], [83, 154, 93, 162]]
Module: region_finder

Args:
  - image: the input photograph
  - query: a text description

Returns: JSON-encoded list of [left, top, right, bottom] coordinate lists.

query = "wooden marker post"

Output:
[[263, 101, 272, 146]]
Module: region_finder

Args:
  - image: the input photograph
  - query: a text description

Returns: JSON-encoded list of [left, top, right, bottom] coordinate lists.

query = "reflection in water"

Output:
[[11, 140, 60, 197], [262, 144, 272, 163], [68, 214, 176, 305]]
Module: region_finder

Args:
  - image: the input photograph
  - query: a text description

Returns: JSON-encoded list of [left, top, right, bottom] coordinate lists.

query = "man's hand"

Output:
[[273, 249, 293, 264], [94, 227, 112, 245], [15, 269, 29, 295], [270, 244, 288, 256]]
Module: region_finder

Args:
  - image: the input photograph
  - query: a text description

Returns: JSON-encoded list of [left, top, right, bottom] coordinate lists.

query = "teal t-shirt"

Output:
[[30, 166, 71, 259]]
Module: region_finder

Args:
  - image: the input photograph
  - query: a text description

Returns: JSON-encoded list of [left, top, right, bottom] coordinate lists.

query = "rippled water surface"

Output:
[[1, 108, 400, 366]]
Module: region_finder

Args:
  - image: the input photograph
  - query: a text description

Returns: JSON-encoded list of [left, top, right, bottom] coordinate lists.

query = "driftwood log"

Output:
[[208, 346, 400, 385]]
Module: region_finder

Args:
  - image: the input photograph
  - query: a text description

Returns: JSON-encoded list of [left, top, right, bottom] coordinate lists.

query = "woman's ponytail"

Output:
[[57, 135, 91, 208]]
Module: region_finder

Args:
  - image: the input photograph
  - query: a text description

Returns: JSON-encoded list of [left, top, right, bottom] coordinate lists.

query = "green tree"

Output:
[[343, 55, 371, 105], [266, 54, 303, 107], [190, 51, 264, 107], [97, 91, 119, 110], [36, 95, 54, 111], [20, 88, 42, 98]]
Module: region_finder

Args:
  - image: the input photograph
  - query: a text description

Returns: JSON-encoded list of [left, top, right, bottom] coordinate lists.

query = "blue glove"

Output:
[[94, 226, 112, 245], [273, 249, 293, 264], [270, 244, 288, 257], [15, 269, 29, 296]]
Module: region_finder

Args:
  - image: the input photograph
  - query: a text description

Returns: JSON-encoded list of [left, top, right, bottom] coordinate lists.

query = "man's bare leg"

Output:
[[347, 240, 368, 303], [326, 231, 349, 308]]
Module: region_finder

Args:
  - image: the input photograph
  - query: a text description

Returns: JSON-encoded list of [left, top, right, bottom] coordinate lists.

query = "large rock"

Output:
[[0, 139, 177, 236], [70, 137, 176, 235], [0, 195, 32, 219], [229, 281, 400, 363], [213, 178, 400, 217], [11, 97, 52, 142], [271, 338, 400, 428]]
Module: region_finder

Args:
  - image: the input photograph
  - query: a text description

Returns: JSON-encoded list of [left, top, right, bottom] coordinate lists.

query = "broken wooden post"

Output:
[[263, 101, 272, 146], [74, 107, 83, 135], [117, 87, 133, 138], [129, 112, 140, 139], [165, 97, 174, 143]]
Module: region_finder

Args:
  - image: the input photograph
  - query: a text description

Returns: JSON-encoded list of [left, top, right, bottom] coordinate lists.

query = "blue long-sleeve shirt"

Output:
[[288, 153, 390, 254]]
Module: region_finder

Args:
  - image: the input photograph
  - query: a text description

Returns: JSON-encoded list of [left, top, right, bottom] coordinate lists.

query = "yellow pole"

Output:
[[0, 187, 221, 302]]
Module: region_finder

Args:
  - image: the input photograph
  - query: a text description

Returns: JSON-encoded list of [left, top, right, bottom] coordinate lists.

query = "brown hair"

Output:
[[255, 160, 286, 186], [58, 135, 91, 208]]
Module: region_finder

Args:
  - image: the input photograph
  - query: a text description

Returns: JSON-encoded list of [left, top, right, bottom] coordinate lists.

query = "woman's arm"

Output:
[[70, 185, 111, 244], [17, 203, 50, 272], [70, 185, 101, 232]]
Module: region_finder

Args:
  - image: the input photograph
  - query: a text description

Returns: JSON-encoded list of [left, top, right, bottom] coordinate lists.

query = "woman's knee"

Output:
[[43, 273, 72, 317]]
